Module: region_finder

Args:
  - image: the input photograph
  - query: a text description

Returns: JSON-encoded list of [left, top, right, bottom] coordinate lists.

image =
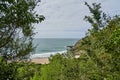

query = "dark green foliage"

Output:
[[0, 57, 41, 80], [73, 2, 120, 80], [0, 57, 17, 80], [0, 0, 45, 60], [39, 2, 120, 80], [0, 1, 120, 80], [0, 0, 44, 79], [33, 2, 120, 80]]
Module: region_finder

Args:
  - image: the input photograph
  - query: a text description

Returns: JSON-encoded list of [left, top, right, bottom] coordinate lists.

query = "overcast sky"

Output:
[[34, 0, 120, 38]]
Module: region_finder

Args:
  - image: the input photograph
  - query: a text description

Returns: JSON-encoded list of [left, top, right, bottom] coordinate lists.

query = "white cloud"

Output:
[[34, 0, 120, 38]]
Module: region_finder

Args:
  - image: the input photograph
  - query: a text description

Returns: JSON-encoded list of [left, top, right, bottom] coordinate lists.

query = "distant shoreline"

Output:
[[31, 58, 49, 64], [30, 50, 67, 59], [30, 50, 67, 64]]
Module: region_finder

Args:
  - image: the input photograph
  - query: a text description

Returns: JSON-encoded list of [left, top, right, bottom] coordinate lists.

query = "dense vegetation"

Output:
[[38, 2, 120, 80], [0, 0, 44, 61], [0, 1, 120, 80], [0, 0, 44, 79]]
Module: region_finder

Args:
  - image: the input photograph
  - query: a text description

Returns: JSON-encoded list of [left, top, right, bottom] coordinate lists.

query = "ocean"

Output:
[[30, 38, 79, 59]]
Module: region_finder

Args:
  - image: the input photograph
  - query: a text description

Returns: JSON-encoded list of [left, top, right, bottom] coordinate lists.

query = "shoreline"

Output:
[[30, 50, 67, 64], [30, 50, 67, 59], [31, 58, 49, 64]]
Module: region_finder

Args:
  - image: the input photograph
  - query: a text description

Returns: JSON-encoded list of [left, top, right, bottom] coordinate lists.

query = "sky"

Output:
[[34, 0, 120, 38]]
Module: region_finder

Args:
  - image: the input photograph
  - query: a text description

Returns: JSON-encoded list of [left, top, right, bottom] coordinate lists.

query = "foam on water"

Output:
[[30, 38, 79, 59], [30, 50, 67, 59]]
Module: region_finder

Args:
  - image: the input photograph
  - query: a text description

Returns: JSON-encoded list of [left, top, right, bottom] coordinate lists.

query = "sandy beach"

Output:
[[31, 58, 49, 64]]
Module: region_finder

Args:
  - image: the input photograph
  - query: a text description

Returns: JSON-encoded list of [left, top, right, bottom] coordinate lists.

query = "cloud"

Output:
[[34, 0, 120, 38]]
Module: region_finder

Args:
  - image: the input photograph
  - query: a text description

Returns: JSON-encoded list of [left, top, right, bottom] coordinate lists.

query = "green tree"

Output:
[[84, 2, 110, 33], [0, 0, 45, 61], [73, 2, 120, 79], [0, 0, 44, 79]]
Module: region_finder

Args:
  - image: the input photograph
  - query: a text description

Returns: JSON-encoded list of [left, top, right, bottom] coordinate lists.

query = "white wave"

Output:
[[30, 50, 67, 59]]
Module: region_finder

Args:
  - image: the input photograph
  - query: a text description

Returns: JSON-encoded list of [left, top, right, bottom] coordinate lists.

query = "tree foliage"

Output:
[[84, 2, 110, 33], [38, 2, 120, 80], [0, 0, 45, 60], [1, 1, 120, 80], [0, 0, 44, 79]]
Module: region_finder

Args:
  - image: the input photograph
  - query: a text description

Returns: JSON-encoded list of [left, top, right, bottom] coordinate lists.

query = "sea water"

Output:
[[30, 38, 79, 59]]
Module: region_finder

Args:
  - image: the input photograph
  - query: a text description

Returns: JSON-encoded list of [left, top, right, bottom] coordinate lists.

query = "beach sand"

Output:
[[31, 58, 49, 64]]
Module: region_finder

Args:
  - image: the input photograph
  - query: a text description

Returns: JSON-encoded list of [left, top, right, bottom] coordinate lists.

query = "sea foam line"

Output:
[[30, 50, 67, 59]]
